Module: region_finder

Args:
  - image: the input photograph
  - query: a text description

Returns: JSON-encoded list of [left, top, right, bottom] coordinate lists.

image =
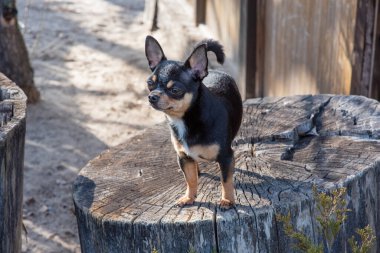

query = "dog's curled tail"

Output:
[[196, 39, 225, 65]]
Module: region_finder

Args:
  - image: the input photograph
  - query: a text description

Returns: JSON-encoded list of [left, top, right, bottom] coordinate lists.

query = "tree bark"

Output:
[[73, 95, 380, 253], [0, 73, 27, 253], [0, 0, 40, 103]]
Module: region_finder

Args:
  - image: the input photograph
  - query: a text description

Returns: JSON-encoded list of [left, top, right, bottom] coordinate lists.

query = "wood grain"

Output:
[[351, 0, 379, 98], [0, 73, 27, 253], [73, 95, 380, 253], [263, 0, 358, 96]]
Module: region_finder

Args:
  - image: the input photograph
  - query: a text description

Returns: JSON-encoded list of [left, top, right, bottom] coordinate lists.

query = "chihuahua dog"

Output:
[[145, 36, 242, 208]]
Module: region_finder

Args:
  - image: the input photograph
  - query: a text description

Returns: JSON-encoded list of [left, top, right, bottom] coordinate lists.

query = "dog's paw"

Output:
[[176, 196, 195, 207], [220, 198, 234, 210]]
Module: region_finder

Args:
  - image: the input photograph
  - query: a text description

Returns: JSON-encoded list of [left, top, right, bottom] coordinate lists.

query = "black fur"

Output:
[[145, 36, 243, 185]]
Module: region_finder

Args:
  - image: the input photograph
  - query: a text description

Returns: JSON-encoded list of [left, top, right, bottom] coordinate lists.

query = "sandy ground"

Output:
[[15, 0, 223, 252]]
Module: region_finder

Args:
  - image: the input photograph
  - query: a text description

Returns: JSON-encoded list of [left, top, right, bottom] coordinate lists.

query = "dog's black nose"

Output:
[[149, 94, 159, 103]]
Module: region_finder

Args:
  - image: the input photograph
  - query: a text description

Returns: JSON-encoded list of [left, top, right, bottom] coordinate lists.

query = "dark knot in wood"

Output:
[[3, 5, 18, 25], [2, 6, 17, 22]]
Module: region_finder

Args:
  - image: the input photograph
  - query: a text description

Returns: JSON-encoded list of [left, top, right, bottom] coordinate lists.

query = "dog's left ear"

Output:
[[185, 44, 208, 80], [145, 35, 167, 71]]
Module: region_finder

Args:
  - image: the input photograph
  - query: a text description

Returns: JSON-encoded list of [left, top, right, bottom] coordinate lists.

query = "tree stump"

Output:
[[0, 73, 27, 253], [73, 95, 380, 253]]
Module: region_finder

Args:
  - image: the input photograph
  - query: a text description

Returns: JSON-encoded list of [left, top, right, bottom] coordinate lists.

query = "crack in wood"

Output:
[[212, 206, 219, 253]]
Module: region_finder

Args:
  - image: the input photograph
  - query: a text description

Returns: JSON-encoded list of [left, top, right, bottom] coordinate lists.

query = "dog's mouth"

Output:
[[149, 102, 159, 110], [164, 106, 174, 111], [150, 103, 173, 111]]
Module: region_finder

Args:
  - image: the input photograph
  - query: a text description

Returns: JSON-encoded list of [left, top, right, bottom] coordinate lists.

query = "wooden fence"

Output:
[[191, 0, 380, 100]]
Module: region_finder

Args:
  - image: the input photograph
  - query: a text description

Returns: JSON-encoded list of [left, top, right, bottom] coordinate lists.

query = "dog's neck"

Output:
[[166, 84, 214, 142]]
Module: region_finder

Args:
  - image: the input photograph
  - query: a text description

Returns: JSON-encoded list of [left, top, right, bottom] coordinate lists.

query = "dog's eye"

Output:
[[147, 80, 156, 90], [169, 87, 181, 94]]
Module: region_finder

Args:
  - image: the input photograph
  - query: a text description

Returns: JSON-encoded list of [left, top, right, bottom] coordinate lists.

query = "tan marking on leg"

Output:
[[166, 80, 174, 89], [190, 144, 220, 161], [220, 159, 235, 209], [151, 75, 157, 82], [170, 134, 188, 156], [177, 160, 198, 207]]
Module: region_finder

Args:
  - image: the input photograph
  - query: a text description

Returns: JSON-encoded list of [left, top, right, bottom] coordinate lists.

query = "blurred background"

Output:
[[0, 0, 379, 252], [189, 0, 380, 100]]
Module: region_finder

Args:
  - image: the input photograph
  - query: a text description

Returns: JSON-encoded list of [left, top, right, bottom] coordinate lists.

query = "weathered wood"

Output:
[[253, 0, 266, 98], [0, 73, 27, 253], [143, 0, 158, 31], [194, 0, 206, 26], [73, 95, 380, 253], [262, 0, 358, 96], [195, 0, 380, 99], [238, 0, 258, 99], [372, 0, 380, 99], [0, 0, 40, 103], [351, 0, 379, 98], [204, 0, 243, 96]]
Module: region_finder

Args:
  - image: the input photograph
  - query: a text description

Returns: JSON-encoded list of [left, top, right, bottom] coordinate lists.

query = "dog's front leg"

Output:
[[176, 155, 198, 207]]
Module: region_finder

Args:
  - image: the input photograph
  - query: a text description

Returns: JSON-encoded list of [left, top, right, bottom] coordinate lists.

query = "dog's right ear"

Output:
[[145, 36, 166, 71]]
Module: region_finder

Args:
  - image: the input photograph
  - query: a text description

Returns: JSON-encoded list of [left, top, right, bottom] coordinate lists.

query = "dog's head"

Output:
[[145, 35, 208, 118]]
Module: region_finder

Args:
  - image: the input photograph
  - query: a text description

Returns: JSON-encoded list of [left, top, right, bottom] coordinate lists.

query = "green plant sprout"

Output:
[[349, 225, 377, 253], [277, 211, 323, 253], [277, 186, 376, 253]]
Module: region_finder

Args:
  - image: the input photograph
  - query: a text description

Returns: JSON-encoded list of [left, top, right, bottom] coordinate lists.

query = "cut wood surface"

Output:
[[73, 95, 380, 253], [0, 73, 27, 253]]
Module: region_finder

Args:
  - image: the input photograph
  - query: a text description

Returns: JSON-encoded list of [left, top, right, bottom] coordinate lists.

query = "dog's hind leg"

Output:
[[218, 150, 235, 209]]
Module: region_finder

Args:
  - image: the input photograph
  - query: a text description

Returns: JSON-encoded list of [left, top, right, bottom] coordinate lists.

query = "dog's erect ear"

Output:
[[185, 44, 208, 80], [145, 36, 166, 70]]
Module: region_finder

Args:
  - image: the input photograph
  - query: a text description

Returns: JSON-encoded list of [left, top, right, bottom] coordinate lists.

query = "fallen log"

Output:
[[0, 73, 27, 253], [73, 95, 380, 253]]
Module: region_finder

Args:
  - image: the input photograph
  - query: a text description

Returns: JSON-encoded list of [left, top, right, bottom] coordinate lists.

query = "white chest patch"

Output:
[[168, 117, 220, 162], [168, 117, 186, 141], [168, 116, 192, 157]]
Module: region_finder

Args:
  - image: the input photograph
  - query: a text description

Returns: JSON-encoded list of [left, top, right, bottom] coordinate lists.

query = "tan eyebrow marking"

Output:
[[152, 75, 157, 82], [166, 80, 174, 89]]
